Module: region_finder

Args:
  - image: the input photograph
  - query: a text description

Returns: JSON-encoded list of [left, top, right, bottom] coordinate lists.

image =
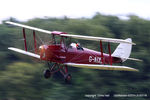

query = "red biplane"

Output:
[[6, 21, 141, 83]]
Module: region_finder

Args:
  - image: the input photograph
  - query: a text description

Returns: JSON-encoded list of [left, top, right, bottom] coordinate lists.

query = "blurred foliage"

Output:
[[0, 13, 150, 100]]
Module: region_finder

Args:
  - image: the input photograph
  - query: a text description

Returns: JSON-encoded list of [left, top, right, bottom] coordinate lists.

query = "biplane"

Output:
[[6, 21, 141, 83]]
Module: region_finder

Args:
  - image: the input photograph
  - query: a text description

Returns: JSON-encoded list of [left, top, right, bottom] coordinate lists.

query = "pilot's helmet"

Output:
[[76, 43, 80, 47]]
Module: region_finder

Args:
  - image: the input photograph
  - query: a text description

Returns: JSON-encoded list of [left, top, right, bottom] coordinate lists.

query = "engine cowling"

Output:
[[39, 45, 62, 62]]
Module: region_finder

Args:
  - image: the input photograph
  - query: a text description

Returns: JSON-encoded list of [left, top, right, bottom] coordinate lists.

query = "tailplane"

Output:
[[112, 38, 142, 62]]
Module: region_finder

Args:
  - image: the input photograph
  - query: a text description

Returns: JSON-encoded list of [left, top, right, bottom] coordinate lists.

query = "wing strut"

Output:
[[108, 42, 112, 65], [100, 41, 104, 64], [33, 30, 37, 53], [23, 28, 27, 51]]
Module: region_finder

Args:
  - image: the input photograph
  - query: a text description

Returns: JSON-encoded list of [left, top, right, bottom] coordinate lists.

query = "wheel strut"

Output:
[[44, 62, 72, 83]]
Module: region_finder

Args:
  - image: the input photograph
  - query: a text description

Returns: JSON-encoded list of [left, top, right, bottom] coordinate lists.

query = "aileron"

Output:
[[65, 63, 138, 72]]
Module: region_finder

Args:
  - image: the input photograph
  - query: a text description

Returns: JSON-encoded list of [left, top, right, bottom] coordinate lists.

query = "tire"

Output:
[[65, 74, 72, 83], [44, 69, 51, 79]]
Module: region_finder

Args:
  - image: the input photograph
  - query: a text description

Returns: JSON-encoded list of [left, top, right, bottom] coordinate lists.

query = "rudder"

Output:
[[112, 38, 132, 62]]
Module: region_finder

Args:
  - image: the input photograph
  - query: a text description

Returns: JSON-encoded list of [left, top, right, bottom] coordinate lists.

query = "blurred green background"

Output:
[[0, 13, 150, 100]]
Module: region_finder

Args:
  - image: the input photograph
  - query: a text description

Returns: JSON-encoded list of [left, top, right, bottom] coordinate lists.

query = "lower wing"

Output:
[[8, 47, 40, 59], [8, 47, 138, 72], [65, 63, 138, 72]]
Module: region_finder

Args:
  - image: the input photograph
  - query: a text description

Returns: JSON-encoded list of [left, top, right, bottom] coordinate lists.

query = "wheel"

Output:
[[44, 69, 51, 79], [64, 74, 72, 83]]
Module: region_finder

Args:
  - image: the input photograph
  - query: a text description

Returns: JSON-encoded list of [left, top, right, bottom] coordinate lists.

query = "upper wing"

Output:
[[61, 34, 136, 45], [8, 47, 40, 59], [65, 63, 138, 72], [5, 21, 52, 34], [6, 21, 135, 45]]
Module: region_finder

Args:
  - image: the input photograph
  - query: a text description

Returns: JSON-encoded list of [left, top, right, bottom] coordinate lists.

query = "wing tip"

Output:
[[8, 47, 14, 50], [8, 47, 40, 59], [5, 21, 13, 24], [5, 21, 10, 23], [129, 68, 139, 72]]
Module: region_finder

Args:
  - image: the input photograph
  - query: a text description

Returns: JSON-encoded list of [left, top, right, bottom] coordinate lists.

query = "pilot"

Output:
[[76, 43, 84, 50]]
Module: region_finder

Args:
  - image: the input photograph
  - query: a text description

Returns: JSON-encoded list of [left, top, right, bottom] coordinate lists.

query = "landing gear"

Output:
[[44, 69, 51, 79], [44, 62, 72, 83], [60, 66, 72, 83], [64, 74, 72, 83]]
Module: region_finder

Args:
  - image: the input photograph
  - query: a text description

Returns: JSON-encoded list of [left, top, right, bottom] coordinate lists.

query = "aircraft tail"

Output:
[[112, 38, 142, 62], [112, 38, 132, 62]]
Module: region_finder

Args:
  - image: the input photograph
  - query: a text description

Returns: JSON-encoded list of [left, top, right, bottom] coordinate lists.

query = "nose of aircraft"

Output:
[[39, 45, 48, 59], [39, 45, 54, 60]]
